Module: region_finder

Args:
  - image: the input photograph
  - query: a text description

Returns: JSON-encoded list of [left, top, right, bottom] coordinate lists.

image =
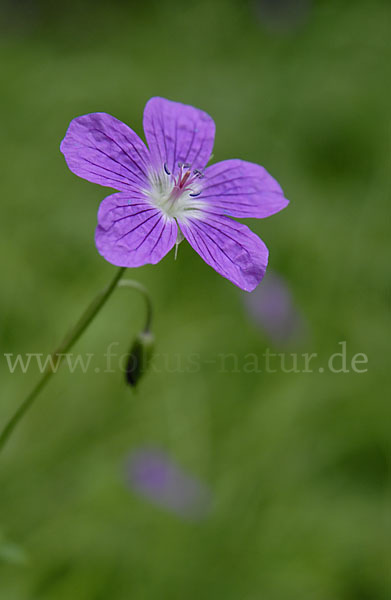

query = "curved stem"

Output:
[[0, 267, 152, 454], [117, 280, 153, 332]]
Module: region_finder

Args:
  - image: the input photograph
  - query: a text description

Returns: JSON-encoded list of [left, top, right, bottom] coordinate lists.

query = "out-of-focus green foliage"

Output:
[[0, 0, 389, 598]]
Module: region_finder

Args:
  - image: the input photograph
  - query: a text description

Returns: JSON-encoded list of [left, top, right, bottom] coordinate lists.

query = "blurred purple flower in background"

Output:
[[254, 0, 312, 33], [125, 448, 212, 520], [243, 271, 307, 346]]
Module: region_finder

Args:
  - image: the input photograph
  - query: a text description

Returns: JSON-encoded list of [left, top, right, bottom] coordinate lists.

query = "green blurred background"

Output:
[[0, 0, 389, 598]]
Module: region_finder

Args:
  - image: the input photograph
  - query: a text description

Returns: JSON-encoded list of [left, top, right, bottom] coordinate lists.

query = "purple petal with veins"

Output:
[[125, 448, 212, 520], [60, 112, 150, 191], [180, 212, 268, 292], [95, 193, 177, 268], [143, 96, 215, 175], [202, 159, 289, 219]]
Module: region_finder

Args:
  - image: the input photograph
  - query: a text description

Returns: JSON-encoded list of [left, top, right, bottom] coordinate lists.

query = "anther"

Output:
[[163, 163, 171, 175], [193, 169, 204, 179], [189, 191, 201, 197]]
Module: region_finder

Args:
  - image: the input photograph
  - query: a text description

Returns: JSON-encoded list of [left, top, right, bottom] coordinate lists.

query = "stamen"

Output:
[[164, 163, 171, 175], [193, 169, 204, 179], [180, 170, 191, 188]]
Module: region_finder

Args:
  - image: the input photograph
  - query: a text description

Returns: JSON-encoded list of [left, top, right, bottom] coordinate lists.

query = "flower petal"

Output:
[[179, 213, 268, 292], [201, 159, 289, 218], [143, 97, 215, 175], [60, 113, 151, 192], [95, 193, 177, 267]]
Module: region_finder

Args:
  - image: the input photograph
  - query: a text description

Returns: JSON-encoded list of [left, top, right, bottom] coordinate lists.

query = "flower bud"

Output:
[[125, 331, 154, 387]]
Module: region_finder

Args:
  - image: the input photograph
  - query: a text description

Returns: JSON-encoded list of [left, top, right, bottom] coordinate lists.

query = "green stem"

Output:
[[0, 267, 152, 453], [117, 280, 153, 332]]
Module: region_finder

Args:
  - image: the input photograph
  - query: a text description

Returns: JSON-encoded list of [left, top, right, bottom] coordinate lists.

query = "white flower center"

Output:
[[145, 163, 205, 223]]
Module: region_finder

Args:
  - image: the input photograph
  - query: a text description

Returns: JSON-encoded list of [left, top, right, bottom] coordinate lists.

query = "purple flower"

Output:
[[243, 271, 307, 345], [61, 97, 289, 291], [125, 448, 212, 520]]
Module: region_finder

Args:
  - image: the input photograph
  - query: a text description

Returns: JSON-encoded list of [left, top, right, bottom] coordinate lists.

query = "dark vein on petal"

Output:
[[189, 128, 209, 169], [190, 219, 251, 267], [116, 211, 158, 242], [201, 215, 248, 233], [199, 218, 251, 244], [202, 175, 266, 193], [149, 218, 166, 255], [186, 225, 229, 279], [184, 225, 217, 268], [183, 120, 197, 167], [205, 163, 267, 181], [132, 214, 163, 252], [126, 138, 151, 175], [112, 207, 156, 223], [173, 118, 178, 171], [104, 208, 156, 232], [201, 192, 261, 199], [80, 158, 143, 187], [157, 109, 169, 167], [81, 143, 147, 184], [105, 202, 150, 215], [149, 114, 162, 164], [90, 127, 148, 180]]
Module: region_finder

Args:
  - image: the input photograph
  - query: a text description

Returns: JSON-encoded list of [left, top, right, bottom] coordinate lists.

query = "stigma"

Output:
[[169, 163, 203, 201]]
